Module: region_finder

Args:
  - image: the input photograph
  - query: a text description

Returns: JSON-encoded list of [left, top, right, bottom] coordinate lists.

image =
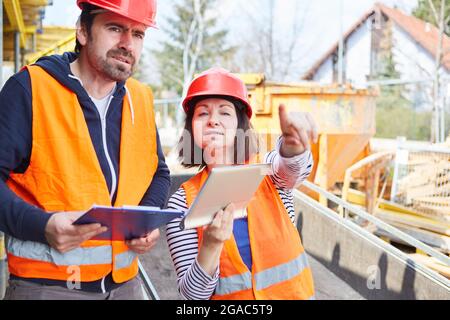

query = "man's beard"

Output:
[[89, 46, 137, 82]]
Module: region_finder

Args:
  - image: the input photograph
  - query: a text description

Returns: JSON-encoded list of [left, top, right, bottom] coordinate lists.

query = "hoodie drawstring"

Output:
[[124, 85, 135, 125], [68, 74, 84, 87], [69, 74, 135, 126]]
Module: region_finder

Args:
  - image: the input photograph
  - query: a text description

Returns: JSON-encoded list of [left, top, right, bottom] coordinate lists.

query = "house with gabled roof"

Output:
[[303, 3, 450, 110]]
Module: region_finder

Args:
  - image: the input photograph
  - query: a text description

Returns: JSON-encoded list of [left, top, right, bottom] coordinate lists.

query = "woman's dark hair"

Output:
[[74, 4, 101, 53], [178, 95, 259, 169]]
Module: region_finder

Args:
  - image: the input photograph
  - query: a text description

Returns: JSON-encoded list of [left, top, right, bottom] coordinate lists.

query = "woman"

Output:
[[166, 68, 318, 300]]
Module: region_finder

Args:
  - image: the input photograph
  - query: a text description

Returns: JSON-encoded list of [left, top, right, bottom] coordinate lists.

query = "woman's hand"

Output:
[[197, 203, 235, 277], [278, 104, 318, 157], [202, 203, 235, 248]]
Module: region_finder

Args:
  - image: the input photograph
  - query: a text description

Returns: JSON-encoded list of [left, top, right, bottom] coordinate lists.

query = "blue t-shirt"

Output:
[[233, 218, 253, 271]]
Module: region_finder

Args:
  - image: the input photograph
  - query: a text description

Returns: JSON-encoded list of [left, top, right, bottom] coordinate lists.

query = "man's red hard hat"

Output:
[[77, 0, 157, 28]]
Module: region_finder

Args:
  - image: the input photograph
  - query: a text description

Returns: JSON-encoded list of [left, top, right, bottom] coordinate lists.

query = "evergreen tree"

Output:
[[413, 0, 449, 36], [153, 0, 236, 96]]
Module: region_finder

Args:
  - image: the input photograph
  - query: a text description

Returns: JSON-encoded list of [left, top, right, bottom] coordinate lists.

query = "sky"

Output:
[[43, 0, 419, 81], [44, 0, 419, 44]]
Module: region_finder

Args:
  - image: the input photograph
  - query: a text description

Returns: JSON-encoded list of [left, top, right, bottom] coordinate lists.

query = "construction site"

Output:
[[0, 0, 449, 300]]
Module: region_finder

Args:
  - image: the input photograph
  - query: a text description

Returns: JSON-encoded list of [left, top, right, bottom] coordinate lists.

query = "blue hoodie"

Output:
[[0, 52, 171, 244]]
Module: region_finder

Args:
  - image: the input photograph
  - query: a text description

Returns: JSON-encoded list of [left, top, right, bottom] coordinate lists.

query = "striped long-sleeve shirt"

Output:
[[166, 138, 314, 300]]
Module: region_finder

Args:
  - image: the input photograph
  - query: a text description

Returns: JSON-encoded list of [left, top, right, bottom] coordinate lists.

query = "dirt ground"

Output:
[[139, 229, 182, 300]]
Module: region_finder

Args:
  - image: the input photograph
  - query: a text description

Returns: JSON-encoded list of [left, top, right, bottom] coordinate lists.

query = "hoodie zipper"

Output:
[[101, 95, 118, 201], [68, 74, 118, 200]]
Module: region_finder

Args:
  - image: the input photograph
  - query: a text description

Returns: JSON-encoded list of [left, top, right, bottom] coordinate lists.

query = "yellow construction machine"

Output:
[[238, 74, 377, 203]]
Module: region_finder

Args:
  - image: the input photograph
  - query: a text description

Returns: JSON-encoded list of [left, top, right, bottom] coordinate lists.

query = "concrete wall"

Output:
[[295, 194, 450, 300]]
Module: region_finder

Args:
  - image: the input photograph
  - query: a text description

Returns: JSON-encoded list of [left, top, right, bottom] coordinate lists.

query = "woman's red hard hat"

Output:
[[182, 68, 253, 119]]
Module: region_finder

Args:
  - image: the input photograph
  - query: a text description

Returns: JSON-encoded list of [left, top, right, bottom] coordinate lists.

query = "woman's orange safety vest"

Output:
[[6, 65, 158, 283], [182, 168, 315, 300]]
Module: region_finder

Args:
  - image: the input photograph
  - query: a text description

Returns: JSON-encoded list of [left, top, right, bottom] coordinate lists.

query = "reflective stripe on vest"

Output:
[[8, 237, 137, 271], [216, 271, 252, 296], [7, 237, 112, 266], [5, 66, 158, 283], [216, 252, 309, 295], [183, 169, 315, 300], [254, 252, 309, 291], [114, 250, 137, 270]]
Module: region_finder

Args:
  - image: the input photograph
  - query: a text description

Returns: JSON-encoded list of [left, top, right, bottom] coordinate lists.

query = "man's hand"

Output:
[[126, 229, 160, 255], [278, 104, 318, 157], [45, 211, 108, 253]]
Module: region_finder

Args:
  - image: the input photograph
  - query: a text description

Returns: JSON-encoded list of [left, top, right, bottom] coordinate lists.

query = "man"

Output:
[[0, 0, 170, 300]]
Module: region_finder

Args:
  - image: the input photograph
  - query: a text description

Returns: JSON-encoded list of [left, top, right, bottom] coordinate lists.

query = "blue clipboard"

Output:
[[73, 205, 183, 241]]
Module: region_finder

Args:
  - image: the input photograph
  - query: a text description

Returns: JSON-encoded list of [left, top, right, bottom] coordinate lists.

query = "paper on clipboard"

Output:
[[180, 163, 271, 230], [73, 205, 183, 240]]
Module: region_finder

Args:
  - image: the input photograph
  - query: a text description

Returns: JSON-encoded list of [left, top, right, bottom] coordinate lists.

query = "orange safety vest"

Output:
[[6, 65, 158, 283], [182, 168, 315, 300]]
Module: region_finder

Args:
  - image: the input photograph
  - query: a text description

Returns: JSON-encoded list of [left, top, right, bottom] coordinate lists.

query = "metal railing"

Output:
[[153, 98, 183, 149], [138, 260, 160, 300], [341, 151, 395, 215], [153, 98, 182, 129], [300, 180, 450, 267]]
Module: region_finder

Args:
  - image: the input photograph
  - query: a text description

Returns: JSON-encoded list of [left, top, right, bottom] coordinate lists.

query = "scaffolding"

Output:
[[2, 1, 76, 72], [391, 141, 450, 222]]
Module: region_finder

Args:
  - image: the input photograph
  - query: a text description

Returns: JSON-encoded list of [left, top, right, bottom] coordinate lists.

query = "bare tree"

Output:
[[426, 0, 449, 143], [233, 0, 310, 82], [181, 0, 206, 99], [154, 0, 235, 125]]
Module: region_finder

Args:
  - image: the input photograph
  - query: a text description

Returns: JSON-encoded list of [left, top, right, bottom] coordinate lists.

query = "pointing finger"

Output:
[[286, 125, 301, 142]]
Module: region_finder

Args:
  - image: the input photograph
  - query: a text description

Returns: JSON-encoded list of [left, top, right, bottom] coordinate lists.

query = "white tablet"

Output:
[[180, 163, 272, 230]]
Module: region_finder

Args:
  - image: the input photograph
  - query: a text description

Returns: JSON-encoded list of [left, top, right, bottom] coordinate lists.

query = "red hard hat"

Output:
[[182, 68, 252, 118], [77, 0, 157, 28]]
